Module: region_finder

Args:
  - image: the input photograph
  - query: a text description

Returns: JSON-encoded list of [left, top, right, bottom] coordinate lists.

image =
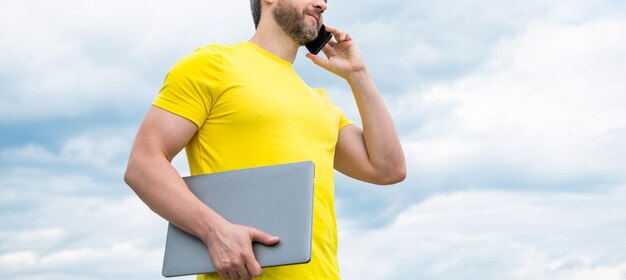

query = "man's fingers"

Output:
[[325, 26, 350, 42], [245, 228, 273, 278], [216, 270, 229, 280], [248, 227, 279, 245], [306, 53, 330, 69], [245, 254, 263, 277], [225, 271, 237, 280], [217, 264, 241, 280], [328, 38, 338, 47], [238, 265, 253, 280], [322, 43, 337, 57], [207, 224, 273, 279], [215, 258, 256, 280]]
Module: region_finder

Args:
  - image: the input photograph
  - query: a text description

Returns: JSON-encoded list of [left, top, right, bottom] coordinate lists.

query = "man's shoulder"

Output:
[[190, 42, 248, 57], [174, 44, 244, 71], [174, 42, 247, 67]]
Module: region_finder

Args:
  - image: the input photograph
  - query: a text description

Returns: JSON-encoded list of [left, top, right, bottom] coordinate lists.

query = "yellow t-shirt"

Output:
[[153, 42, 352, 279]]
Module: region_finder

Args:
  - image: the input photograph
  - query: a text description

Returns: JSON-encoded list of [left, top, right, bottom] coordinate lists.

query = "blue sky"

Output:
[[1, 0, 626, 279]]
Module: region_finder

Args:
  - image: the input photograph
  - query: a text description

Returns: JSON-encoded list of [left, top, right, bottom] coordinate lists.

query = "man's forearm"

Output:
[[346, 68, 405, 174], [124, 152, 226, 243]]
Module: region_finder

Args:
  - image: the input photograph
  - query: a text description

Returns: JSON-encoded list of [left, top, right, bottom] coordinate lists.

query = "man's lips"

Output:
[[306, 13, 320, 26]]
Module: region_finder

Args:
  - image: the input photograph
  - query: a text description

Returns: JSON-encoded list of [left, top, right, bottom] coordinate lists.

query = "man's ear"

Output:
[[258, 0, 276, 28]]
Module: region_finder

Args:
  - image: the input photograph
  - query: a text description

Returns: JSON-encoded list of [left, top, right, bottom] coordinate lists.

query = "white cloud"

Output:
[[0, 195, 177, 279], [0, 0, 253, 121], [397, 15, 626, 189], [2, 1, 626, 279], [338, 188, 626, 279], [323, 0, 625, 94], [2, 126, 135, 176], [1, 145, 56, 163], [0, 228, 65, 247], [1, 125, 191, 182], [0, 251, 37, 269]]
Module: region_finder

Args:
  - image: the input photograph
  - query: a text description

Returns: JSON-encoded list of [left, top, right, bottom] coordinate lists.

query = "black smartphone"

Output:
[[305, 24, 333, 55]]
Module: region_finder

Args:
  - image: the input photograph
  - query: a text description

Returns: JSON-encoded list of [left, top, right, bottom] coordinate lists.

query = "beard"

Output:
[[272, 1, 320, 45]]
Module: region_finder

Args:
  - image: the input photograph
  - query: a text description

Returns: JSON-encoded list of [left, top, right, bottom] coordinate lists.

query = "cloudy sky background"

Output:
[[1, 0, 626, 279]]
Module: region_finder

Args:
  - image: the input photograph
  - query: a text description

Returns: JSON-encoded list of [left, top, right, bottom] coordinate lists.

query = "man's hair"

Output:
[[250, 0, 261, 29]]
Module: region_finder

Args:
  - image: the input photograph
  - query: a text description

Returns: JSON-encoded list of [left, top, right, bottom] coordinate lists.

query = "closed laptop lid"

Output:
[[162, 161, 315, 277]]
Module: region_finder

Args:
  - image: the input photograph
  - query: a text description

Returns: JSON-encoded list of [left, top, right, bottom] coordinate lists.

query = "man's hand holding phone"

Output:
[[305, 24, 333, 55], [306, 25, 367, 80]]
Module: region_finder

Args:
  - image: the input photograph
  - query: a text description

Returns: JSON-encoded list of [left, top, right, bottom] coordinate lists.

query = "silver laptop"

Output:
[[162, 161, 315, 277]]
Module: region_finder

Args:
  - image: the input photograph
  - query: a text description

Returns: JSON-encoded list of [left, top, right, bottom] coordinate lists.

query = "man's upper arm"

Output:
[[132, 106, 199, 161], [334, 124, 381, 183]]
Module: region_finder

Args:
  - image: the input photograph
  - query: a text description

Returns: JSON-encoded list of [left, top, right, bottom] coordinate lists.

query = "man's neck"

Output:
[[249, 23, 300, 64]]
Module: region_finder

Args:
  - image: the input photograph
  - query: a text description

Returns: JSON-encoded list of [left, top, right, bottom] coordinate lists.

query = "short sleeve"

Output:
[[152, 47, 222, 128], [337, 107, 353, 131]]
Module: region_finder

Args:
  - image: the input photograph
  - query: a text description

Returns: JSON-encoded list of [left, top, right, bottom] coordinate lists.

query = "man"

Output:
[[124, 0, 405, 279]]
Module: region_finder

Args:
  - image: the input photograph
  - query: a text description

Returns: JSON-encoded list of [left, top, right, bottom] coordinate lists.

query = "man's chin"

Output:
[[299, 34, 319, 46], [293, 27, 318, 45]]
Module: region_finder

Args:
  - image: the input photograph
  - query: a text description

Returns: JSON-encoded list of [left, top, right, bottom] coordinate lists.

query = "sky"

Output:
[[1, 0, 626, 279]]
